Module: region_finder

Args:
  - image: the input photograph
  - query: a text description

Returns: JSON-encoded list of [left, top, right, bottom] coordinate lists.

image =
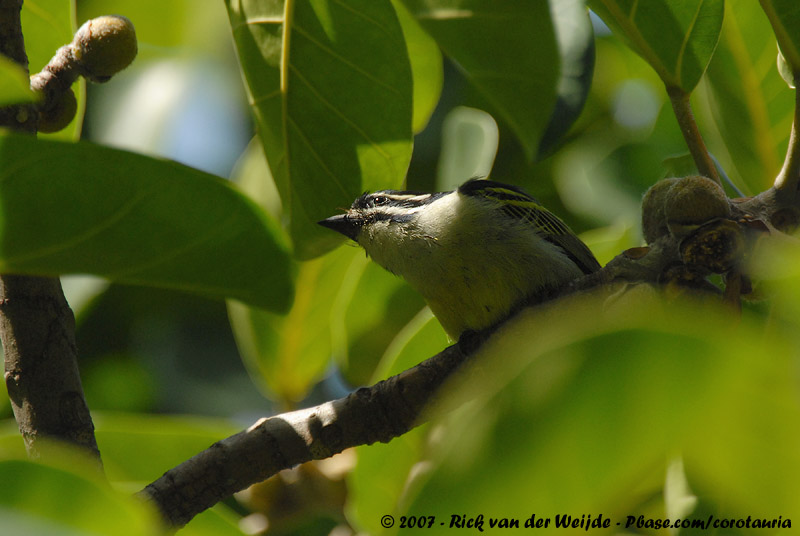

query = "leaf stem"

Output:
[[667, 86, 721, 185]]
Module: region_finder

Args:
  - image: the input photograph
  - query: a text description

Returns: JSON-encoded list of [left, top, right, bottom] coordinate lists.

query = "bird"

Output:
[[319, 178, 600, 340]]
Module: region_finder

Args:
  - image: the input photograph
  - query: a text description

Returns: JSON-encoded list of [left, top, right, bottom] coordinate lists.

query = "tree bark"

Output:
[[0, 0, 101, 462]]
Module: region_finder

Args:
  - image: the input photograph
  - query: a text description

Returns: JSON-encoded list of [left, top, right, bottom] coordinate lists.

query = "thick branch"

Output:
[[1, 276, 100, 460], [668, 86, 721, 185], [0, 0, 100, 462], [140, 340, 477, 528]]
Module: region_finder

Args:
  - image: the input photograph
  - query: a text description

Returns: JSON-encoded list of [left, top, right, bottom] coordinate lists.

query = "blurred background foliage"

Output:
[[0, 0, 799, 534]]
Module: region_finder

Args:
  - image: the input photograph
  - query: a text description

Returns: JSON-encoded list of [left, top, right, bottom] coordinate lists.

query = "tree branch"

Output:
[[140, 339, 478, 528], [0, 0, 100, 462]]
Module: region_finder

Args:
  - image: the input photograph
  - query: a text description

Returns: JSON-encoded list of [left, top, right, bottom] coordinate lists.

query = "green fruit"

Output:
[[73, 15, 137, 83], [38, 87, 77, 133], [641, 177, 680, 244], [663, 175, 730, 237]]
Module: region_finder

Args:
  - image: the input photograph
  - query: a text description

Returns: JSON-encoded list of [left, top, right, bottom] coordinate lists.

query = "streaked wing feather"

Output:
[[459, 179, 600, 274]]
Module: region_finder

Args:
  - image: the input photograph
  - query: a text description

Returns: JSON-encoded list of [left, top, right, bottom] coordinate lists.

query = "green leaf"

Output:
[[405, 293, 800, 522], [760, 0, 800, 86], [0, 56, 37, 106], [437, 106, 499, 191], [228, 247, 360, 402], [392, 0, 444, 133], [701, 0, 792, 193], [0, 133, 293, 312], [337, 258, 427, 386], [401, 0, 560, 160], [347, 425, 429, 535], [226, 0, 414, 259], [370, 309, 449, 382], [91, 413, 238, 482], [0, 455, 160, 535], [22, 0, 84, 142], [589, 0, 724, 91], [538, 0, 595, 157]]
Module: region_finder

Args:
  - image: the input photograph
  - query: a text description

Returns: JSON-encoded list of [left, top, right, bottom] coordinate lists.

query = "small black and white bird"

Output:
[[319, 178, 600, 339]]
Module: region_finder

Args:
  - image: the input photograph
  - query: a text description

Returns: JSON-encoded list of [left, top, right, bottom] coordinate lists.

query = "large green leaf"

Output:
[[404, 292, 800, 524], [0, 133, 292, 312], [401, 0, 560, 161], [22, 0, 84, 141], [590, 0, 724, 92], [226, 0, 413, 259], [701, 0, 793, 193], [0, 456, 160, 535], [760, 0, 800, 87]]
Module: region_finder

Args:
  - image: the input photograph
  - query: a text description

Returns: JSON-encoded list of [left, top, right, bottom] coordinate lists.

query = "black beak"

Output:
[[318, 213, 362, 241]]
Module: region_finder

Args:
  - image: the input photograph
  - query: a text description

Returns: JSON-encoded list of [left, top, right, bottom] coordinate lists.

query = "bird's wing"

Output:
[[458, 179, 601, 274]]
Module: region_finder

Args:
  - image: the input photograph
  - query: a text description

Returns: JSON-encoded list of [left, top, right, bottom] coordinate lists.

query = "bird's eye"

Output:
[[372, 196, 388, 207]]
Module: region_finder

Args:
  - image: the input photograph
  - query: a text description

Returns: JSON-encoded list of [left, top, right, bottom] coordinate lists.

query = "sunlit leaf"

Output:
[[392, 0, 444, 133], [226, 0, 413, 259], [0, 56, 37, 106], [89, 413, 238, 483], [0, 455, 160, 534], [437, 106, 498, 191], [589, 0, 724, 91], [0, 133, 293, 311], [401, 0, 560, 160]]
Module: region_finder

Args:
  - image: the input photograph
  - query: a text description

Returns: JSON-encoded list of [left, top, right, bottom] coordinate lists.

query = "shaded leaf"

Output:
[[0, 133, 292, 312], [402, 0, 560, 160], [334, 256, 427, 386], [226, 0, 413, 259], [538, 0, 596, 157], [347, 425, 429, 535], [701, 0, 792, 193], [760, 0, 800, 87], [589, 0, 724, 91], [228, 247, 359, 402]]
